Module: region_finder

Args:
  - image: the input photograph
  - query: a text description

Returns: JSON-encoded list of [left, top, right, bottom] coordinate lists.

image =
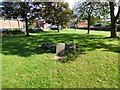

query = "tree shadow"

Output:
[[2, 32, 120, 61]]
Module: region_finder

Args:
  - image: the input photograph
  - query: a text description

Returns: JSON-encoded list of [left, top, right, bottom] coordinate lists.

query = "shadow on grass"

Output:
[[2, 32, 120, 62]]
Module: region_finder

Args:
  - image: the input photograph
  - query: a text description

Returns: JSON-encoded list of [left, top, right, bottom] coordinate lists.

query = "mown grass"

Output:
[[2, 29, 119, 88]]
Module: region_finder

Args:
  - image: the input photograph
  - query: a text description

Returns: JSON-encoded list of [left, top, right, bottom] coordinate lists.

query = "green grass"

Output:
[[2, 29, 119, 88]]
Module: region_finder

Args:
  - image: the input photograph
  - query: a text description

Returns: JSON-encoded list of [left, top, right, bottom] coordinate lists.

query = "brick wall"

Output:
[[77, 21, 88, 28]]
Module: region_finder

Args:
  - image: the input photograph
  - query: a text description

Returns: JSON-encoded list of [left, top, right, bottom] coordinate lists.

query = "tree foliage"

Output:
[[70, 13, 78, 30], [73, 1, 109, 34], [2, 2, 71, 34], [2, 2, 42, 36], [42, 2, 72, 32]]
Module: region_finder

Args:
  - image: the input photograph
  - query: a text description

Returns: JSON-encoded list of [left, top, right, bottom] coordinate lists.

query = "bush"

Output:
[[29, 28, 44, 33], [11, 28, 20, 31], [1, 30, 25, 35], [40, 42, 56, 53], [95, 24, 102, 27]]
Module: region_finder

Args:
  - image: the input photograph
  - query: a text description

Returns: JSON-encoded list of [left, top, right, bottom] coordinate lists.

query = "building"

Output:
[[70, 20, 88, 28], [77, 20, 88, 28], [0, 3, 26, 29], [36, 20, 48, 29], [0, 18, 25, 29]]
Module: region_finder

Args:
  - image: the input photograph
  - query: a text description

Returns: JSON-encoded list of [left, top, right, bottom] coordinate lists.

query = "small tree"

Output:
[[42, 2, 72, 32], [73, 1, 109, 34], [59, 2, 72, 30], [71, 14, 78, 31]]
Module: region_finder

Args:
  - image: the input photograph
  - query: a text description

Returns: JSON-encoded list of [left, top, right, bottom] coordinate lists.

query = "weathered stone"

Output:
[[54, 56, 67, 60], [65, 44, 76, 50], [41, 42, 52, 50], [56, 43, 65, 56]]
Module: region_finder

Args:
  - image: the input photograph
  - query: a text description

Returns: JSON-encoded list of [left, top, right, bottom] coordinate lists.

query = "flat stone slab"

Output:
[[54, 56, 67, 60]]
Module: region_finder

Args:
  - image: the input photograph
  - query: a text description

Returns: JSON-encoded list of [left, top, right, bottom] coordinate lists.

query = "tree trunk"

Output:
[[109, 2, 117, 38], [61, 25, 63, 30], [110, 21, 117, 38], [57, 24, 59, 32], [75, 24, 76, 31], [9, 19, 11, 28], [87, 14, 90, 34], [24, 15, 29, 36], [17, 19, 20, 29]]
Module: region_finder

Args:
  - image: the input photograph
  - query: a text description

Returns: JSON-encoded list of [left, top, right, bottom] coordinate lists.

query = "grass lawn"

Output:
[[1, 29, 119, 88]]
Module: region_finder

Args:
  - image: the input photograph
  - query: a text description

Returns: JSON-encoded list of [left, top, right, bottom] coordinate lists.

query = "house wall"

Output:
[[70, 21, 88, 28], [36, 20, 44, 28], [36, 20, 48, 29], [77, 21, 88, 28], [0, 19, 25, 29]]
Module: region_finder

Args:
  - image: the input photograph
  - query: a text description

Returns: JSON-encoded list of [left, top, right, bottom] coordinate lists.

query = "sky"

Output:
[[64, 0, 76, 9]]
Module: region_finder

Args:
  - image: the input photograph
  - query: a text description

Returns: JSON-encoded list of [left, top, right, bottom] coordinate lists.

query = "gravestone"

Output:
[[56, 43, 65, 56]]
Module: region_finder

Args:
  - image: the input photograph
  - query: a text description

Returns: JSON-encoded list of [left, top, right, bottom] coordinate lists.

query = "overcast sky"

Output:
[[64, 0, 76, 9]]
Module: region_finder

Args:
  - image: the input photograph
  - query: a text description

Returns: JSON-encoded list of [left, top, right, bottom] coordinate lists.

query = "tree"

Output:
[[42, 2, 72, 32], [58, 2, 72, 30], [109, 1, 120, 38], [2, 2, 42, 36], [90, 16, 102, 26], [73, 1, 109, 34], [71, 13, 78, 31]]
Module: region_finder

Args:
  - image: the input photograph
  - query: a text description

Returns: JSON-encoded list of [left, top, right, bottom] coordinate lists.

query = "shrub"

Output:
[[29, 28, 44, 33], [11, 28, 20, 31], [95, 24, 102, 27], [1, 30, 25, 35]]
